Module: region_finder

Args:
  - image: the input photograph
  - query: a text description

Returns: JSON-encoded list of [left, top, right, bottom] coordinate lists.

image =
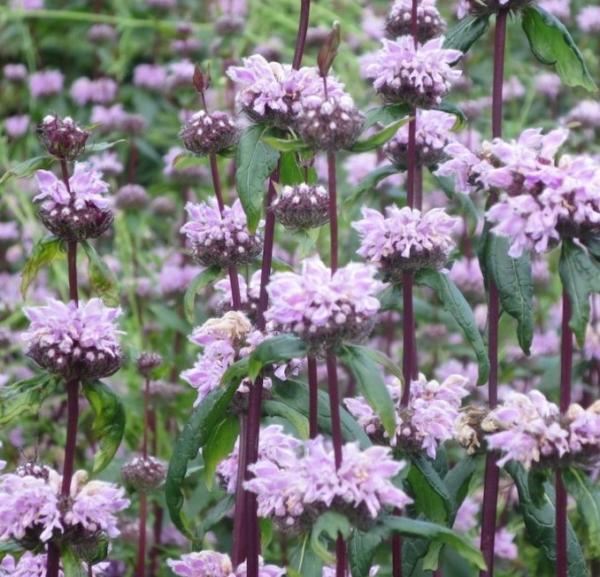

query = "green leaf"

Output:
[[345, 344, 403, 382], [0, 373, 60, 426], [196, 494, 235, 540], [349, 530, 383, 577], [183, 266, 222, 323], [444, 456, 477, 520], [61, 544, 87, 577], [85, 139, 126, 153], [506, 462, 589, 577], [0, 154, 54, 185], [271, 379, 371, 449], [173, 152, 205, 170], [290, 535, 324, 577], [311, 512, 352, 564], [559, 240, 600, 347], [349, 117, 410, 153], [407, 455, 452, 524], [21, 235, 65, 297], [435, 101, 467, 130], [381, 516, 486, 571], [338, 344, 397, 438], [480, 231, 534, 355], [363, 104, 411, 129], [261, 135, 310, 153], [247, 334, 307, 381], [80, 241, 119, 307], [444, 15, 490, 54], [521, 5, 597, 92], [166, 357, 249, 538], [562, 467, 600, 558], [432, 172, 479, 232], [263, 400, 310, 439], [278, 150, 317, 186], [235, 124, 280, 232], [344, 164, 399, 208], [414, 268, 489, 385], [201, 417, 239, 489], [82, 380, 126, 474]]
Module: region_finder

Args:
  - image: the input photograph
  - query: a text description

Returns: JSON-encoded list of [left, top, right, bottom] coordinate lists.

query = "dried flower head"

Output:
[[180, 110, 239, 155], [37, 115, 89, 160], [121, 456, 166, 492], [385, 0, 446, 42], [272, 183, 329, 230]]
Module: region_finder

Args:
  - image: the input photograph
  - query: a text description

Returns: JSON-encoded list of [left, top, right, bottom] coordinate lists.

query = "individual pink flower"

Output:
[[577, 5, 600, 33], [29, 69, 64, 98], [133, 63, 167, 91], [3, 63, 27, 81], [4, 114, 29, 138]]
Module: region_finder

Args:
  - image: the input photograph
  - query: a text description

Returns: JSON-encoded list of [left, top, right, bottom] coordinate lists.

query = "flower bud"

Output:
[[121, 456, 166, 493], [37, 115, 89, 160], [273, 183, 329, 230], [180, 110, 239, 156], [385, 0, 446, 42], [136, 352, 163, 377], [115, 184, 149, 211], [296, 95, 363, 152]]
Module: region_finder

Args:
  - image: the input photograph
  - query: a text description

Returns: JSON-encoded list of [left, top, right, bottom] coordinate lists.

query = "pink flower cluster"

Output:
[[233, 426, 411, 527], [0, 467, 129, 544], [34, 164, 111, 212], [70, 76, 118, 106], [345, 373, 470, 458], [438, 128, 600, 257], [168, 551, 284, 577], [180, 199, 262, 268], [362, 36, 462, 107], [265, 256, 384, 350], [0, 553, 106, 577], [353, 205, 459, 278], [227, 54, 345, 126]]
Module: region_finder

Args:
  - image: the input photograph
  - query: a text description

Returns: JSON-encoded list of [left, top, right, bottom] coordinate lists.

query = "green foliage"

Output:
[[444, 15, 490, 54], [349, 117, 410, 153], [21, 235, 65, 297], [0, 373, 61, 426], [83, 380, 126, 473], [247, 334, 308, 381], [311, 511, 352, 564], [201, 416, 239, 489], [81, 241, 119, 307], [183, 266, 222, 323]]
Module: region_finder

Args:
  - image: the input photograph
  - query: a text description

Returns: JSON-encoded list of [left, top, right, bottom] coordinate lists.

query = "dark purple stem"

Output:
[[209, 152, 242, 310], [136, 493, 148, 577], [480, 9, 508, 577], [47, 161, 81, 577], [232, 414, 248, 566], [328, 152, 338, 272], [308, 356, 319, 438], [557, 291, 572, 577], [292, 0, 311, 70]]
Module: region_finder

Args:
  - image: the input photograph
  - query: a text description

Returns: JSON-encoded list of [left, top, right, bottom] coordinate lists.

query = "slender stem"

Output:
[[308, 356, 319, 438], [557, 291, 572, 577], [327, 152, 338, 272], [336, 534, 347, 577], [292, 0, 311, 70], [232, 414, 248, 566], [400, 271, 415, 407], [209, 152, 242, 310], [48, 161, 81, 577], [480, 10, 508, 577], [326, 354, 343, 469], [136, 493, 148, 577], [142, 378, 150, 459]]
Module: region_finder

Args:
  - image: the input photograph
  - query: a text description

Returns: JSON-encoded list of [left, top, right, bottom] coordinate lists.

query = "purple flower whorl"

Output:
[[37, 115, 89, 160], [33, 164, 113, 241], [363, 36, 462, 108], [265, 256, 385, 353], [22, 298, 123, 382], [180, 199, 262, 268], [353, 206, 459, 280]]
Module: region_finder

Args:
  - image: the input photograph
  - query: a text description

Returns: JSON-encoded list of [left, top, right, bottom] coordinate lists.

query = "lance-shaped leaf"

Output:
[[479, 230, 534, 355], [201, 416, 239, 489], [21, 235, 65, 297], [562, 467, 600, 558], [0, 373, 60, 426], [338, 343, 397, 438], [407, 454, 452, 524], [522, 5, 597, 92], [444, 15, 490, 54], [363, 104, 411, 129], [166, 357, 250, 538], [236, 124, 280, 232], [559, 240, 600, 347], [183, 266, 222, 323], [81, 241, 119, 307], [381, 516, 486, 571], [349, 530, 383, 577], [0, 154, 54, 185], [263, 399, 310, 439], [506, 462, 589, 577], [414, 268, 489, 384], [60, 544, 87, 577], [83, 380, 126, 473], [349, 117, 410, 153]]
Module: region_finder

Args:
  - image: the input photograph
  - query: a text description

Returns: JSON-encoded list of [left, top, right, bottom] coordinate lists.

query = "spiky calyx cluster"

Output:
[[180, 110, 239, 156], [296, 95, 363, 151], [272, 183, 329, 230], [121, 456, 166, 493], [385, 0, 446, 42], [37, 115, 89, 160]]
